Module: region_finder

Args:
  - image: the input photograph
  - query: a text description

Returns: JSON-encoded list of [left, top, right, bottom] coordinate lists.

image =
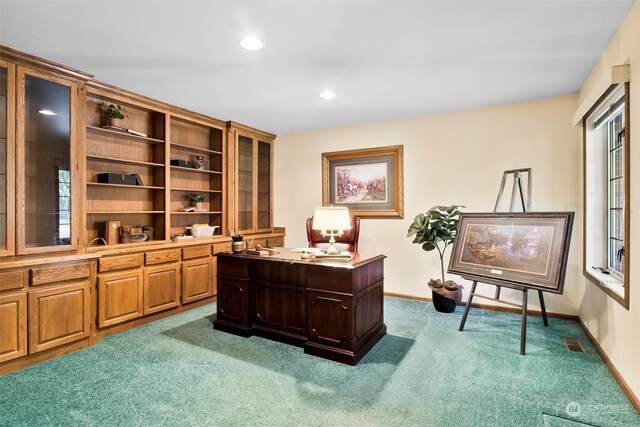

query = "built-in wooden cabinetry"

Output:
[[169, 115, 225, 237], [0, 256, 97, 370], [0, 291, 27, 362], [95, 243, 220, 332], [227, 122, 275, 234], [28, 280, 91, 353], [0, 59, 15, 257], [1, 51, 91, 255], [0, 46, 284, 374], [181, 245, 214, 304], [84, 84, 167, 245]]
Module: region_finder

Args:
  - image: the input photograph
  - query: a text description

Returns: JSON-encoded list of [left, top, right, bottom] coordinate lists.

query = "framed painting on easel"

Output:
[[448, 212, 575, 294]]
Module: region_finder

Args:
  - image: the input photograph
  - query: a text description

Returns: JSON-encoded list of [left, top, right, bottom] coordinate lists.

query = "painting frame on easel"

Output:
[[448, 212, 574, 294]]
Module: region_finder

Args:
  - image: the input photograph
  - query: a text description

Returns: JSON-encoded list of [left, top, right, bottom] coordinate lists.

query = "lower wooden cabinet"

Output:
[[98, 270, 144, 328], [0, 293, 27, 363], [143, 263, 181, 315], [182, 257, 213, 304], [28, 281, 91, 354]]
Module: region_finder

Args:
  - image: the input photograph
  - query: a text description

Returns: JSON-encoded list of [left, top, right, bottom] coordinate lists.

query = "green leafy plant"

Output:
[[407, 205, 464, 286], [106, 104, 127, 119], [188, 193, 205, 203]]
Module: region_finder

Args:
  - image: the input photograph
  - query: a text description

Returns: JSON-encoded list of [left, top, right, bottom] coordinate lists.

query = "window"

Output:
[[607, 113, 624, 277], [584, 83, 629, 308], [56, 166, 71, 244]]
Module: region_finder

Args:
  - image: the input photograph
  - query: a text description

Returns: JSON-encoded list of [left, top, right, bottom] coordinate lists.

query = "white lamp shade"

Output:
[[312, 207, 352, 231]]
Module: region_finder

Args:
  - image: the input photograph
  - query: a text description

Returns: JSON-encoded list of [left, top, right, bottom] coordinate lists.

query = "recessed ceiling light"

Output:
[[38, 109, 56, 115], [319, 90, 336, 100], [240, 37, 263, 51]]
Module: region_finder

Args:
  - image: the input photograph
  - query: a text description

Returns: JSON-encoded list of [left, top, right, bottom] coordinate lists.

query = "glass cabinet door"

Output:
[[17, 68, 77, 254], [257, 140, 271, 230], [0, 61, 15, 256], [237, 135, 254, 232]]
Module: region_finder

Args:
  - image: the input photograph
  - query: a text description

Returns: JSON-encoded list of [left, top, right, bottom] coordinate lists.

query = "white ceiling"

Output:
[[0, 0, 635, 134]]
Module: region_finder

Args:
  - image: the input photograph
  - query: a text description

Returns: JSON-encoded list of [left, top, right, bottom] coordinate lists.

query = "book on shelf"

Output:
[[179, 206, 196, 212], [102, 125, 148, 138]]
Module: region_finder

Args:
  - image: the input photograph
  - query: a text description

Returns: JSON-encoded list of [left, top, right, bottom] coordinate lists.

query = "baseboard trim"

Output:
[[384, 291, 639, 414], [384, 292, 578, 320], [576, 318, 640, 414]]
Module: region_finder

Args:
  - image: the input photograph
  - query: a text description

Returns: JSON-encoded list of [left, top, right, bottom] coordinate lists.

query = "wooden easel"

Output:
[[458, 168, 548, 355]]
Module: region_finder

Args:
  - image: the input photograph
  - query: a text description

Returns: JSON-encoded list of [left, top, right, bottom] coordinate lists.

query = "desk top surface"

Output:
[[216, 248, 385, 269]]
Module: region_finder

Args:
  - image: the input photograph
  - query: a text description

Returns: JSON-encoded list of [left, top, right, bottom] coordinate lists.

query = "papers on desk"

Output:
[[314, 255, 353, 263], [315, 252, 352, 259], [291, 248, 353, 262], [291, 247, 322, 253]]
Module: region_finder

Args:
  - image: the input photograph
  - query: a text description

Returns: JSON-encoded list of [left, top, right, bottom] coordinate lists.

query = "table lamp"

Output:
[[312, 207, 352, 255]]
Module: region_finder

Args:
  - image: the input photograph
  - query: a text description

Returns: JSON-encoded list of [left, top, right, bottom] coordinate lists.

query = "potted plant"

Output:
[[106, 103, 127, 127], [188, 192, 205, 211], [407, 205, 464, 313]]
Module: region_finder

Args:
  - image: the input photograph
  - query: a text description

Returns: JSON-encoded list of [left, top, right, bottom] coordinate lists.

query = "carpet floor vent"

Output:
[[562, 337, 585, 353]]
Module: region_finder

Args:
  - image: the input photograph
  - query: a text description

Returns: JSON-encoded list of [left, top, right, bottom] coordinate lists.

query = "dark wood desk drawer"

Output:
[[182, 245, 211, 260], [145, 249, 181, 266]]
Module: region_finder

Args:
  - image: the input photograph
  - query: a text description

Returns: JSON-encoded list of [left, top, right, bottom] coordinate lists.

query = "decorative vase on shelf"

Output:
[[109, 117, 123, 128], [194, 202, 203, 211], [194, 155, 205, 170]]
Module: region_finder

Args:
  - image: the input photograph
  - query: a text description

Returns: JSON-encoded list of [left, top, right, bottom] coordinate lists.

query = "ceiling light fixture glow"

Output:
[[240, 37, 263, 51], [38, 109, 56, 115], [319, 90, 336, 100]]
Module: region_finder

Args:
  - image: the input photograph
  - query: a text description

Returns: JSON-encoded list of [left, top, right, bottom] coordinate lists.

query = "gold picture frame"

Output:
[[322, 145, 403, 218]]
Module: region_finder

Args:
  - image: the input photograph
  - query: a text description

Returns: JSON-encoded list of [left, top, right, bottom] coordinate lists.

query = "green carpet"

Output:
[[1, 297, 638, 426]]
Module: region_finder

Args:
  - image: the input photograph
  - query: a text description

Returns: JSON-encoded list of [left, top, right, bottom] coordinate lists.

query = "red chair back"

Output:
[[306, 216, 360, 252]]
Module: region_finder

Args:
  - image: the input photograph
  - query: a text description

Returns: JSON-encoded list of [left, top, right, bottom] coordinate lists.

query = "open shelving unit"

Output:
[[84, 90, 167, 246], [169, 115, 225, 237]]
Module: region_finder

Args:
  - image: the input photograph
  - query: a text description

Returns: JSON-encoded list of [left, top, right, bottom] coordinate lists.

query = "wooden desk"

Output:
[[214, 249, 386, 365]]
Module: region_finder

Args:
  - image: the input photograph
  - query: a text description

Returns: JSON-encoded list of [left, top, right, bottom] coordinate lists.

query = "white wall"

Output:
[[575, 1, 640, 403], [274, 95, 581, 315]]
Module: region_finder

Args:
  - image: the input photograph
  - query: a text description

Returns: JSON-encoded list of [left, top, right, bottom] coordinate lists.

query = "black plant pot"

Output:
[[432, 291, 458, 313]]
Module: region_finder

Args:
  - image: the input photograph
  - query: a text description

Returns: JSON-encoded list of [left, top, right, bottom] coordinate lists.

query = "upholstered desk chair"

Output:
[[306, 216, 360, 252]]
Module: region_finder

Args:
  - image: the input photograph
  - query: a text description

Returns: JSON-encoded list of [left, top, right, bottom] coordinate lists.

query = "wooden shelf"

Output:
[[87, 211, 165, 214], [87, 182, 164, 190], [87, 155, 164, 168], [171, 166, 222, 175], [171, 142, 222, 155], [87, 125, 164, 144], [86, 240, 168, 252], [172, 211, 222, 215], [171, 188, 222, 193]]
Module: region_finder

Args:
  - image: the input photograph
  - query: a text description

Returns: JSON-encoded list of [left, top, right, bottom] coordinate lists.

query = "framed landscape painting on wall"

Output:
[[322, 145, 404, 218], [448, 212, 574, 293]]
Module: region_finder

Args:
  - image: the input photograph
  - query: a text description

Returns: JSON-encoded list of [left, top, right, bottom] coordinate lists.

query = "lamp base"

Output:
[[323, 235, 341, 255]]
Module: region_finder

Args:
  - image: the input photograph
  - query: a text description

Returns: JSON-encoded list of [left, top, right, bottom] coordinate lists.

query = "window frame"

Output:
[[606, 112, 624, 279], [583, 82, 630, 309]]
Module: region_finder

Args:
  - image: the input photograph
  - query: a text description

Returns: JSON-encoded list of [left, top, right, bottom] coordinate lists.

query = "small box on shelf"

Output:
[[97, 173, 138, 186], [170, 159, 194, 168]]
